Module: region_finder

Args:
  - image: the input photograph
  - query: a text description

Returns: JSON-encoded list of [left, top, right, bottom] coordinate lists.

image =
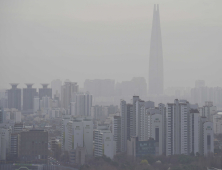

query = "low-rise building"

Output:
[[127, 137, 155, 158]]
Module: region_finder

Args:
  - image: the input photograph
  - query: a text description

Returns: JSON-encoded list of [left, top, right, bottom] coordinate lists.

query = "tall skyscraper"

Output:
[[23, 84, 37, 112], [149, 4, 163, 95], [8, 84, 21, 110]]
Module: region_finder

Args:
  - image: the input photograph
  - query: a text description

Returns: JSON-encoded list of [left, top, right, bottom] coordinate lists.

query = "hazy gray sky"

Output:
[[0, 0, 222, 89]]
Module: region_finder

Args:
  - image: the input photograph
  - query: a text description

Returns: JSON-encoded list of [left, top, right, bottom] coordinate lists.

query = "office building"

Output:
[[150, 113, 163, 155], [7, 84, 21, 110], [127, 137, 155, 158], [23, 84, 37, 112], [39, 84, 52, 99], [199, 117, 214, 156], [149, 4, 164, 95], [18, 130, 48, 163]]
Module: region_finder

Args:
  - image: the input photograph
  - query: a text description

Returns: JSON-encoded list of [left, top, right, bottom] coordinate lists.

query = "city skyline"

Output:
[[0, 0, 222, 89], [1, 1, 222, 169]]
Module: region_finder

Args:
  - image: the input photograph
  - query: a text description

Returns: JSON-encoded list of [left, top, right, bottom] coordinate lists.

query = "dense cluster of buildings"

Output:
[[0, 4, 221, 168]]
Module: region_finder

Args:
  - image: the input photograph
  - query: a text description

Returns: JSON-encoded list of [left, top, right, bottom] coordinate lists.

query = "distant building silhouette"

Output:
[[7, 84, 21, 110], [23, 84, 37, 112], [149, 4, 163, 95], [39, 84, 52, 99]]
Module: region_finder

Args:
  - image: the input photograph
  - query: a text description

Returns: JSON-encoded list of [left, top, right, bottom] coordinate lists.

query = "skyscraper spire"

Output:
[[149, 4, 163, 95]]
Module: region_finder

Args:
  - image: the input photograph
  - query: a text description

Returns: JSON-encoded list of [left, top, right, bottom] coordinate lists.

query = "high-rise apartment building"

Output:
[[82, 118, 93, 156], [61, 115, 72, 151], [166, 100, 190, 155], [166, 100, 201, 156], [61, 81, 78, 111], [120, 100, 130, 152], [112, 116, 121, 153], [149, 4, 163, 95], [62, 117, 93, 155], [23, 84, 37, 113], [76, 93, 92, 116], [94, 125, 116, 159], [8, 84, 21, 110], [189, 109, 200, 155]]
